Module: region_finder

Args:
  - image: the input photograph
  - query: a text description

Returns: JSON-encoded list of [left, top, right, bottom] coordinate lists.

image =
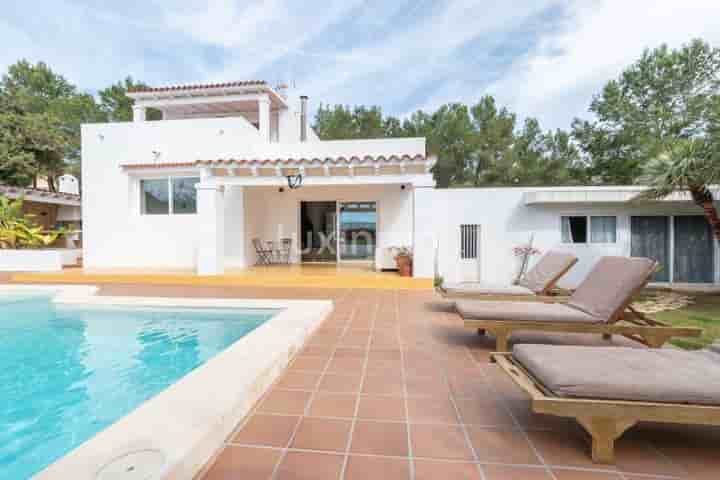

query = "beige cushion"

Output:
[[567, 257, 656, 322], [455, 300, 599, 323], [514, 344, 720, 405], [519, 251, 578, 293], [442, 283, 535, 296]]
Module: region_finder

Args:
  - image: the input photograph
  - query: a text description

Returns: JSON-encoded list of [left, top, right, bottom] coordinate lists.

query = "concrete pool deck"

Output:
[[2, 281, 718, 479]]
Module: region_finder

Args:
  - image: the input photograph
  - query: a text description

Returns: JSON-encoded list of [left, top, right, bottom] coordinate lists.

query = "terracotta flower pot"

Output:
[[396, 254, 413, 277]]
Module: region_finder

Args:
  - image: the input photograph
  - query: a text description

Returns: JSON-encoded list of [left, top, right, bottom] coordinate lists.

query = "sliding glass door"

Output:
[[300, 201, 337, 262], [338, 202, 377, 261]]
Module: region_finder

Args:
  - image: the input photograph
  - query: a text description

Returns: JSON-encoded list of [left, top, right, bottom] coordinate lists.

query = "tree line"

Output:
[[315, 40, 720, 189], [1, 40, 719, 239], [0, 61, 155, 190]]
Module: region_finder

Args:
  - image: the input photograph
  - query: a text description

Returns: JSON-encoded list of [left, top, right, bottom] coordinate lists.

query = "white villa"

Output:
[[81, 81, 720, 286]]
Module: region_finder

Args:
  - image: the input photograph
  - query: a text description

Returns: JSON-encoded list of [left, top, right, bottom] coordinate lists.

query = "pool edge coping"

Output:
[[6, 285, 333, 480]]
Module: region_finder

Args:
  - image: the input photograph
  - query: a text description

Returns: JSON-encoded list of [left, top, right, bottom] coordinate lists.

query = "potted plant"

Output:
[[390, 246, 413, 277]]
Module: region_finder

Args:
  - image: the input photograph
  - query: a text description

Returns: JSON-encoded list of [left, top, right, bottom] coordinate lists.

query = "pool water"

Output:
[[0, 294, 275, 479]]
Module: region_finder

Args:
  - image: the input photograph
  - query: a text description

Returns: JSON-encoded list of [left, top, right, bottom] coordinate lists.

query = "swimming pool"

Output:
[[0, 293, 276, 479]]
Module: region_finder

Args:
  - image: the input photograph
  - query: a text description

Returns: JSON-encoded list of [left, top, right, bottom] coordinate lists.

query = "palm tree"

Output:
[[636, 139, 720, 241]]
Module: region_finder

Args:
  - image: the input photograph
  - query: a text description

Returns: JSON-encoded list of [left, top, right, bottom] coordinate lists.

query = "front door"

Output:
[[674, 216, 714, 283], [300, 201, 337, 262]]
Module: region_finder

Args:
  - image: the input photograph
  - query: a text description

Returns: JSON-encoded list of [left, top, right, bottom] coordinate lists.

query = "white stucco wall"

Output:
[[244, 184, 413, 265], [414, 187, 719, 286], [81, 118, 263, 269]]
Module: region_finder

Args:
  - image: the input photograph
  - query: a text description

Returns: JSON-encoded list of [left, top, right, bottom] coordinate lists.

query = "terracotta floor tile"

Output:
[[204, 446, 281, 480], [258, 389, 312, 415], [407, 397, 460, 424], [411, 424, 474, 460], [365, 357, 403, 374], [344, 455, 410, 480], [361, 374, 405, 396], [454, 398, 515, 427], [350, 420, 409, 456], [338, 334, 370, 348], [552, 469, 622, 480], [333, 347, 366, 359], [405, 376, 451, 397], [231, 414, 300, 447], [325, 356, 365, 373], [276, 371, 321, 390], [467, 427, 541, 464], [307, 393, 358, 418], [318, 373, 363, 393], [275, 451, 344, 480], [300, 346, 334, 358], [289, 356, 329, 372], [291, 417, 352, 452], [482, 465, 553, 479], [357, 395, 406, 421], [449, 377, 493, 398], [413, 460, 481, 480], [613, 435, 686, 477], [369, 349, 402, 361], [526, 430, 601, 469]]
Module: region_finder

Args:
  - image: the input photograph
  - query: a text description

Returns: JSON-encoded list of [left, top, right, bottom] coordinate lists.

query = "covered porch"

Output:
[[184, 139, 435, 276]]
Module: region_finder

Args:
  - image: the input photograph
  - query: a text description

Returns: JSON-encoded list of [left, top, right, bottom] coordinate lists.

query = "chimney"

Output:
[[300, 95, 308, 142]]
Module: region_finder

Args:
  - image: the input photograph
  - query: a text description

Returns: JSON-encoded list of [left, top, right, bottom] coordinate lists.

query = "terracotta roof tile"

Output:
[[128, 80, 267, 94], [120, 155, 427, 170]]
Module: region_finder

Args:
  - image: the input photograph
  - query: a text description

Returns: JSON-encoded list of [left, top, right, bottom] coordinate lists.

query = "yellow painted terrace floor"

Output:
[[10, 263, 432, 290]]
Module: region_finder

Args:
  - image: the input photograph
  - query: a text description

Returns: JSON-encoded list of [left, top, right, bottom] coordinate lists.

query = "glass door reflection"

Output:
[[338, 202, 377, 261]]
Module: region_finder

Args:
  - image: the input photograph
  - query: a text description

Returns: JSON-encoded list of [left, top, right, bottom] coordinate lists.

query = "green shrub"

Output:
[[0, 195, 65, 249]]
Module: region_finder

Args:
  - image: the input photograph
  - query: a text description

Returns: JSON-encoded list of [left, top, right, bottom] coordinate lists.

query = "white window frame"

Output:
[[561, 215, 618, 245], [140, 176, 200, 216]]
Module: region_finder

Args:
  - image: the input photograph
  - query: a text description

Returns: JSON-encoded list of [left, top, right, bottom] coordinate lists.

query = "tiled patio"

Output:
[[5, 278, 717, 479], [113, 285, 714, 480]]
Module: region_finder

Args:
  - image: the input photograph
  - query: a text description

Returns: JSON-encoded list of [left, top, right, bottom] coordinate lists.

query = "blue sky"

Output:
[[2, 1, 720, 130]]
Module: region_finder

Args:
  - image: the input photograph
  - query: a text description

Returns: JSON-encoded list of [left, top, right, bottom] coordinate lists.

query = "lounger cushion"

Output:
[[455, 300, 599, 323], [567, 257, 656, 322], [442, 283, 535, 296], [519, 251, 577, 294], [514, 344, 720, 405]]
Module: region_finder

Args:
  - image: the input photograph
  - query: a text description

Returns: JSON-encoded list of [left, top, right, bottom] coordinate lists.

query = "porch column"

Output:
[[196, 182, 225, 275], [258, 94, 270, 142], [132, 104, 146, 122]]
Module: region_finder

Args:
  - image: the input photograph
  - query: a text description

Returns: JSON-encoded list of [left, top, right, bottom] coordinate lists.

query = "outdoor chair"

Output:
[[252, 238, 274, 265], [456, 256, 701, 352], [437, 250, 577, 302], [492, 343, 720, 463]]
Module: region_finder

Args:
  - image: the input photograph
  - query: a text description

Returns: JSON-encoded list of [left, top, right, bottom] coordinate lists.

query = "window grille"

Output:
[[460, 224, 480, 259]]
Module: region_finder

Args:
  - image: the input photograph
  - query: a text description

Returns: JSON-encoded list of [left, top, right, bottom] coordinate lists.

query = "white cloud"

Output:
[[1, 0, 719, 128], [484, 0, 720, 129]]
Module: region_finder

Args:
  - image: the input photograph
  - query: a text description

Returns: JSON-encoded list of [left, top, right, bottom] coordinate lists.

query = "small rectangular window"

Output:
[[590, 216, 617, 243], [141, 179, 169, 215], [172, 177, 200, 214], [561, 216, 587, 243], [460, 224, 480, 259]]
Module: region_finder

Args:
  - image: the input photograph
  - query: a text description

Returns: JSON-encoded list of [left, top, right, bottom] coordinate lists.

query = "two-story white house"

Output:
[[81, 81, 434, 276], [81, 80, 720, 286]]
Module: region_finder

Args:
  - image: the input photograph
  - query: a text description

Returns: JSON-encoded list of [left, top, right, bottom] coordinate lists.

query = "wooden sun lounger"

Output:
[[459, 257, 701, 352], [492, 352, 720, 463], [436, 251, 577, 302], [465, 307, 701, 352]]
